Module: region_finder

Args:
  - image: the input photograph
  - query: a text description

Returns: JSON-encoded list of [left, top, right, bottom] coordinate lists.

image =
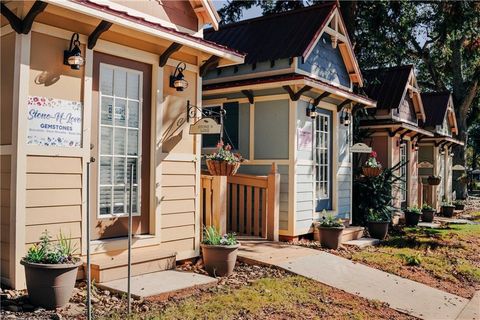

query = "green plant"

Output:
[[441, 201, 454, 207], [202, 226, 238, 246], [319, 212, 344, 228], [366, 208, 391, 222], [205, 141, 244, 164], [24, 230, 78, 264], [421, 203, 434, 211], [400, 253, 422, 266], [364, 151, 382, 169], [353, 161, 407, 226], [453, 199, 464, 205], [406, 205, 421, 215]]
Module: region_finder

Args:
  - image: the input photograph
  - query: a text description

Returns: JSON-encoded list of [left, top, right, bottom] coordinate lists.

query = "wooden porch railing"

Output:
[[200, 163, 280, 241]]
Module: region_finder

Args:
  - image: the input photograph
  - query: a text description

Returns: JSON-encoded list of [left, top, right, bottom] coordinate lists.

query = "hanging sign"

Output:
[[27, 96, 82, 147], [418, 161, 434, 168], [297, 125, 312, 151], [189, 118, 221, 135], [452, 164, 466, 171], [350, 143, 372, 153]]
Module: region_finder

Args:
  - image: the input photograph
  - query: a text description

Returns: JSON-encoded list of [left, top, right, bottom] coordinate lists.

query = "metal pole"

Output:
[[86, 161, 92, 320], [127, 163, 134, 315]]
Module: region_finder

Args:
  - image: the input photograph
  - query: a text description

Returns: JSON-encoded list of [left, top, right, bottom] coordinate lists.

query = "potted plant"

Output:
[[205, 141, 244, 176], [362, 151, 382, 177], [421, 203, 436, 223], [441, 201, 456, 217], [404, 205, 422, 226], [21, 231, 81, 309], [366, 208, 390, 240], [453, 199, 465, 211], [200, 226, 240, 277], [318, 212, 345, 249], [457, 173, 470, 185], [427, 175, 441, 186]]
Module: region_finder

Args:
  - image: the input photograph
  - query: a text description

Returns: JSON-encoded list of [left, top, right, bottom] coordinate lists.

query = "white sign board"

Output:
[[189, 118, 221, 134], [297, 125, 312, 151], [350, 143, 372, 153], [452, 164, 466, 171], [27, 96, 82, 147]]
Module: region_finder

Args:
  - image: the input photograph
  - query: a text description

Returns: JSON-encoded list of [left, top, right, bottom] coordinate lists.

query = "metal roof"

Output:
[[421, 92, 451, 127], [204, 3, 336, 64], [363, 65, 413, 110]]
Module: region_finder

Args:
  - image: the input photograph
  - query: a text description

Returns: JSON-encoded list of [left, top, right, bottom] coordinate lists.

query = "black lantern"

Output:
[[170, 62, 188, 91], [63, 33, 84, 70], [343, 112, 351, 126], [306, 102, 318, 119]]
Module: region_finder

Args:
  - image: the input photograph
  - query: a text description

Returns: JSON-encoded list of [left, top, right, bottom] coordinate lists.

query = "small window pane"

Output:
[[114, 99, 127, 127], [126, 186, 138, 213], [114, 157, 125, 184], [114, 69, 127, 97], [127, 73, 140, 99], [113, 187, 125, 213], [100, 67, 113, 96], [100, 157, 112, 184], [128, 101, 139, 128], [101, 97, 113, 125], [127, 130, 138, 156], [114, 128, 126, 155], [126, 158, 138, 184], [100, 127, 113, 154], [99, 187, 112, 215]]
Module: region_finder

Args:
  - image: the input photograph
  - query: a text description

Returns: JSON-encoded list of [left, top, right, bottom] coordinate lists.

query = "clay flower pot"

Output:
[[201, 243, 240, 277], [427, 176, 441, 186], [21, 259, 82, 309], [318, 227, 344, 249], [404, 211, 421, 226], [421, 209, 436, 223], [206, 160, 240, 176], [441, 205, 455, 217], [367, 221, 389, 240], [362, 166, 382, 177]]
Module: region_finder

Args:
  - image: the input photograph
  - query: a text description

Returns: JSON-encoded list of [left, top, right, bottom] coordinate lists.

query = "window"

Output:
[[202, 102, 239, 149], [315, 113, 330, 201], [399, 143, 407, 203], [98, 64, 142, 216]]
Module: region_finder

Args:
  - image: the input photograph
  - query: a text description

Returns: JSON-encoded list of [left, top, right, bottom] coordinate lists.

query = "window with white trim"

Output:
[[315, 114, 330, 200], [98, 64, 142, 216], [399, 143, 407, 203]]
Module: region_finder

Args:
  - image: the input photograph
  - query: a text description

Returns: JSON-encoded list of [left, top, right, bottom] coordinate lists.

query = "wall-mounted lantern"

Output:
[[306, 102, 318, 119], [440, 147, 445, 155], [64, 33, 84, 70], [343, 112, 350, 126], [170, 62, 188, 91]]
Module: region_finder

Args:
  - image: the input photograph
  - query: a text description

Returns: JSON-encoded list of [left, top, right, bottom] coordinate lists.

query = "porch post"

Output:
[[266, 163, 280, 241], [211, 175, 227, 234]]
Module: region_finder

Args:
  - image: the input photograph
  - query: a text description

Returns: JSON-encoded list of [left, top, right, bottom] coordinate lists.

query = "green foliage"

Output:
[[319, 212, 344, 228], [205, 141, 243, 164], [421, 203, 434, 211], [24, 230, 78, 264], [406, 205, 422, 215], [353, 161, 406, 225], [453, 199, 464, 205], [399, 253, 422, 266], [366, 209, 390, 222], [202, 226, 238, 246]]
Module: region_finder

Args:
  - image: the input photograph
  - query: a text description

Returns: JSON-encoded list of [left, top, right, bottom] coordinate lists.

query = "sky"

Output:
[[212, 0, 263, 20]]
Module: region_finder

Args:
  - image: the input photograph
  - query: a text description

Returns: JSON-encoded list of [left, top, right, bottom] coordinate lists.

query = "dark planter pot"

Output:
[[201, 243, 240, 277], [318, 227, 344, 250], [404, 211, 421, 226], [454, 204, 465, 211], [441, 205, 455, 217], [421, 209, 436, 223], [427, 176, 441, 185], [21, 259, 82, 309], [367, 221, 389, 240]]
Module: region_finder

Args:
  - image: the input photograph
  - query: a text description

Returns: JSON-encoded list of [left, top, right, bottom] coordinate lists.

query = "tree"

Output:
[[467, 121, 480, 170]]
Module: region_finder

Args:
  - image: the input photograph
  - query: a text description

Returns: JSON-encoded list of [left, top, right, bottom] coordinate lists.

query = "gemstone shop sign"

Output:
[[27, 96, 82, 147]]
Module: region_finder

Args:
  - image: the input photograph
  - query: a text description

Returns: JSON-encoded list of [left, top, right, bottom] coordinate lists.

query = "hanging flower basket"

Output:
[[427, 176, 441, 185], [362, 166, 382, 177], [206, 160, 240, 176]]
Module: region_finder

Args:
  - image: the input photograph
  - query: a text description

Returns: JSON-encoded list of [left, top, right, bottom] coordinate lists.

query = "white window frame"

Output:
[[399, 143, 407, 203], [97, 63, 143, 219], [314, 113, 330, 201]]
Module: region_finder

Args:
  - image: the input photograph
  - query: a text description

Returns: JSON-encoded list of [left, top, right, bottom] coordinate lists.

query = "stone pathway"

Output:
[[238, 241, 469, 320], [456, 291, 480, 320]]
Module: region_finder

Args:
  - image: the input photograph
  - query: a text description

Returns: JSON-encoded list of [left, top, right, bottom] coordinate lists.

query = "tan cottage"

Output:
[[0, 0, 243, 289]]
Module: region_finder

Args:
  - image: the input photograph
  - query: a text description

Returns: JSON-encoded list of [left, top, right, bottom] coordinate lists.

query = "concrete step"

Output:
[[343, 237, 380, 248], [88, 245, 176, 283], [340, 226, 365, 242]]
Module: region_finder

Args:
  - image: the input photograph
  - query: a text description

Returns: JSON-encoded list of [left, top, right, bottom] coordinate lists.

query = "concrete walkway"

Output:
[[238, 241, 469, 320]]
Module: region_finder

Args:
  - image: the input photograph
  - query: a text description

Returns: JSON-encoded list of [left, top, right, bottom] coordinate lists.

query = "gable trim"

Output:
[[302, 7, 363, 87]]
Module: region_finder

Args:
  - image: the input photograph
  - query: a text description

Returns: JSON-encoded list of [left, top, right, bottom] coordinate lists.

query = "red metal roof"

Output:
[[74, 0, 245, 58]]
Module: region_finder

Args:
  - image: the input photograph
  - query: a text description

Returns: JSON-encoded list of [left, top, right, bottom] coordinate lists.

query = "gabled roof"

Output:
[[421, 91, 458, 134], [189, 0, 221, 30], [204, 3, 363, 86], [363, 65, 413, 110]]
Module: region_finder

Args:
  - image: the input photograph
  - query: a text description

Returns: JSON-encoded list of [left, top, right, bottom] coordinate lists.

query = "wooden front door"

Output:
[[90, 52, 151, 240]]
